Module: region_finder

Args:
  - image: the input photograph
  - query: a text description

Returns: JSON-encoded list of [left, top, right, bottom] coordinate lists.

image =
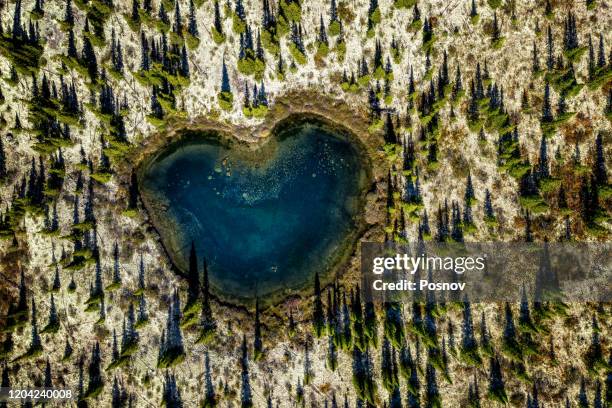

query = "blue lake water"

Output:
[[140, 122, 367, 300]]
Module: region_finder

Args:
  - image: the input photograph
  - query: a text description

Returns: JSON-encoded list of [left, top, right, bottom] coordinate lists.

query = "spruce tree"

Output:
[[597, 33, 606, 68], [0, 136, 6, 181], [541, 81, 553, 123], [0, 365, 9, 408], [502, 303, 521, 360], [313, 272, 325, 337], [63, 339, 73, 360], [42, 293, 60, 333], [532, 42, 540, 73], [578, 377, 589, 408], [483, 189, 494, 220], [593, 133, 608, 187], [304, 342, 314, 385], [546, 26, 554, 70], [197, 259, 216, 343], [12, 0, 23, 41], [213, 0, 223, 38], [240, 335, 253, 408], [188, 0, 198, 37], [131, 0, 140, 24], [29, 297, 42, 353], [491, 12, 500, 43], [487, 356, 507, 404], [460, 297, 479, 365], [253, 298, 263, 361], [203, 351, 216, 407], [221, 59, 231, 93], [86, 342, 103, 398], [64, 0, 74, 27], [81, 19, 98, 82], [173, 0, 183, 36], [425, 363, 441, 408]]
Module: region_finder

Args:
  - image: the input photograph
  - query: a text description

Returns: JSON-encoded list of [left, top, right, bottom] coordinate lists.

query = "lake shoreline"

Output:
[[123, 92, 388, 309]]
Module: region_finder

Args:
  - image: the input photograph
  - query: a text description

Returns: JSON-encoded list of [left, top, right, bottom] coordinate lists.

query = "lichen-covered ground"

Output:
[[0, 0, 610, 406]]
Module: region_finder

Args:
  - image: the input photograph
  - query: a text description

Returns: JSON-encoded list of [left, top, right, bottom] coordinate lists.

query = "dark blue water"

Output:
[[140, 123, 366, 299]]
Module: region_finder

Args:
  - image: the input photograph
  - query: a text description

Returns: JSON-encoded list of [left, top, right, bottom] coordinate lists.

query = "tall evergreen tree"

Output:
[[29, 298, 42, 352], [188, 0, 198, 37], [541, 81, 553, 123], [203, 351, 216, 407], [546, 26, 554, 70], [173, 0, 183, 36], [313, 272, 325, 337], [81, 19, 98, 82], [86, 342, 103, 398], [487, 356, 507, 404], [12, 0, 23, 41], [253, 298, 263, 360], [593, 133, 608, 187], [197, 259, 216, 343], [0, 136, 7, 181], [240, 335, 253, 408]]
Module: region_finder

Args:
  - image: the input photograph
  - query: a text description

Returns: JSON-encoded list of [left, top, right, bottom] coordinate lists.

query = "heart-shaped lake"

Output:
[[139, 119, 369, 302]]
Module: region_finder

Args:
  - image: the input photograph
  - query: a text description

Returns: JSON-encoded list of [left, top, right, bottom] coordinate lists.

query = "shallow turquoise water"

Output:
[[140, 122, 366, 299]]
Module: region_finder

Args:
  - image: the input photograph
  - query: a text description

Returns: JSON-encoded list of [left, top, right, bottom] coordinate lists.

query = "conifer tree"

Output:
[[173, 0, 183, 36], [541, 81, 553, 123], [537, 135, 550, 179], [460, 297, 479, 365], [487, 356, 507, 404], [188, 0, 198, 38], [594, 380, 603, 408], [597, 33, 606, 68], [502, 303, 521, 360], [12, 0, 23, 41], [546, 26, 554, 70], [425, 363, 441, 408], [0, 366, 10, 408], [81, 20, 98, 82], [213, 0, 224, 40], [64, 0, 74, 27], [198, 259, 216, 343], [578, 377, 589, 408], [532, 42, 540, 73], [240, 335, 253, 408], [304, 342, 314, 385], [42, 293, 60, 333], [111, 241, 121, 287], [604, 351, 611, 405], [131, 0, 140, 24], [162, 373, 183, 407], [29, 297, 42, 353], [86, 342, 103, 398], [218, 58, 233, 110], [63, 339, 73, 360], [0, 136, 6, 181], [483, 189, 494, 220], [384, 113, 397, 145], [253, 298, 263, 361], [593, 133, 608, 187], [491, 12, 500, 43], [313, 272, 325, 337], [470, 0, 477, 18], [201, 351, 215, 407]]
